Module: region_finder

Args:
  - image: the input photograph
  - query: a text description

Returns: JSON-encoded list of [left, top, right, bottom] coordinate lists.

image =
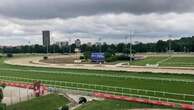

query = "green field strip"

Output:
[[132, 57, 168, 66], [7, 94, 69, 110], [132, 56, 194, 67], [156, 56, 172, 64], [0, 68, 193, 83], [0, 76, 193, 104], [53, 85, 193, 104], [75, 100, 175, 110], [0, 70, 193, 95]]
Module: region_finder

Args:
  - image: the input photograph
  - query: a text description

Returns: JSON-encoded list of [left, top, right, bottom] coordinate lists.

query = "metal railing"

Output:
[[0, 75, 193, 104]]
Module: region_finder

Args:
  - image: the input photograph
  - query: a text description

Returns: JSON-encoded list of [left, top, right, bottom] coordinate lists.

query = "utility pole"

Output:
[[46, 43, 49, 56], [129, 31, 133, 64], [52, 36, 55, 63], [124, 35, 128, 55], [69, 37, 72, 54], [168, 35, 172, 57], [28, 41, 31, 54], [98, 37, 102, 52]]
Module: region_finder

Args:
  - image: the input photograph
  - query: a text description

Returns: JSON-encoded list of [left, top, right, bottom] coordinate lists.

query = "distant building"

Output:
[[87, 42, 92, 47], [42, 31, 50, 47], [56, 41, 69, 47], [95, 42, 101, 46], [75, 39, 81, 47]]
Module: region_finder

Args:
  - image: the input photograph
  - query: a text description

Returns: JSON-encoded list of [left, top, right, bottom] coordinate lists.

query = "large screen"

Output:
[[91, 52, 105, 62]]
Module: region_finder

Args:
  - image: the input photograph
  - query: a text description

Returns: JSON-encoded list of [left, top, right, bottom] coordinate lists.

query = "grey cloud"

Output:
[[0, 13, 193, 46], [0, 0, 194, 19]]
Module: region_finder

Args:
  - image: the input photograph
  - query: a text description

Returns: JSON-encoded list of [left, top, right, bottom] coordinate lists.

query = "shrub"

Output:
[[6, 53, 13, 57], [0, 103, 6, 110], [83, 51, 91, 60], [43, 56, 48, 60], [79, 56, 85, 60], [61, 105, 69, 110], [106, 56, 118, 62]]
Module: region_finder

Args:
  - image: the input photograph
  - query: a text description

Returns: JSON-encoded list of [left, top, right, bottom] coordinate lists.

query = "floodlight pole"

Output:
[[168, 35, 172, 57], [52, 36, 55, 63], [98, 37, 102, 53], [28, 41, 31, 54], [130, 31, 133, 64], [124, 35, 128, 54], [69, 37, 72, 54], [46, 43, 49, 56]]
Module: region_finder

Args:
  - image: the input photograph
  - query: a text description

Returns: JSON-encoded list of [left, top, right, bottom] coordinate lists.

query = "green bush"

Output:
[[79, 56, 85, 60], [83, 51, 91, 60], [43, 56, 48, 60], [0, 103, 5, 110], [6, 53, 13, 57], [117, 55, 131, 61], [0, 90, 3, 102], [105, 54, 133, 62], [106, 56, 118, 62], [61, 105, 69, 110]]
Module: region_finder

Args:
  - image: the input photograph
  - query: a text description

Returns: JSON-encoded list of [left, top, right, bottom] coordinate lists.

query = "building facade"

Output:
[[75, 39, 81, 48], [42, 31, 50, 47]]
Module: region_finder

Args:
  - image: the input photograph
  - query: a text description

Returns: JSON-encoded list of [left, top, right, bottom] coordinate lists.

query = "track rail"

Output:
[[0, 75, 193, 104]]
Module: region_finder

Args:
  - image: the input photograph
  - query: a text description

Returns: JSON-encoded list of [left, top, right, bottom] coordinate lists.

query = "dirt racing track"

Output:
[[4, 56, 194, 75]]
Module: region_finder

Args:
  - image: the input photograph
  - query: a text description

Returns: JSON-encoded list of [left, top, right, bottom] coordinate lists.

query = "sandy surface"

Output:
[[2, 86, 34, 105], [4, 56, 194, 75]]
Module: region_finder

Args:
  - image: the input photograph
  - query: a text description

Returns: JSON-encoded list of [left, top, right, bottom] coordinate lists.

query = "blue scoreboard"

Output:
[[91, 52, 105, 63]]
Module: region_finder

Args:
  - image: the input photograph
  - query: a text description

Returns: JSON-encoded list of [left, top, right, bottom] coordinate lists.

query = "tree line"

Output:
[[0, 36, 194, 54]]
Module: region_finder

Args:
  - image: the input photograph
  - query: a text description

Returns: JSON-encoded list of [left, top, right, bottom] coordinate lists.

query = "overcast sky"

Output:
[[0, 0, 194, 45]]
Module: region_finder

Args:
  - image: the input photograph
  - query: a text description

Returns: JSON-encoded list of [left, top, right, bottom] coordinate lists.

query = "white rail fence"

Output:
[[0, 75, 193, 104]]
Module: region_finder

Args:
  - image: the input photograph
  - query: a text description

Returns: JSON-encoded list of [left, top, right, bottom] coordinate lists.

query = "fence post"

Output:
[[122, 88, 123, 96], [94, 84, 96, 91], [183, 94, 186, 99]]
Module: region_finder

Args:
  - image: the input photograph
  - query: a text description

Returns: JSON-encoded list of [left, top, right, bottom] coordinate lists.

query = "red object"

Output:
[[92, 92, 193, 109], [0, 81, 47, 97], [180, 104, 194, 110]]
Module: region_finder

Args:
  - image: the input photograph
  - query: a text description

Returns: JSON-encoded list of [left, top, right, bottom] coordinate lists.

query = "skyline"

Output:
[[0, 0, 194, 46]]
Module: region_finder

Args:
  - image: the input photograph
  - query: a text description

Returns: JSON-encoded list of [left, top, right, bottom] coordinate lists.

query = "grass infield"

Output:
[[75, 100, 175, 110], [132, 56, 194, 67], [7, 94, 69, 110], [0, 57, 194, 104]]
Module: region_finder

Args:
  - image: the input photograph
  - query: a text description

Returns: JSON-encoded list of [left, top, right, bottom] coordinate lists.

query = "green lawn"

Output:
[[0, 57, 194, 104], [75, 100, 175, 110], [132, 56, 194, 67], [160, 57, 194, 67], [7, 94, 69, 110], [0, 103, 6, 110], [132, 56, 167, 66]]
